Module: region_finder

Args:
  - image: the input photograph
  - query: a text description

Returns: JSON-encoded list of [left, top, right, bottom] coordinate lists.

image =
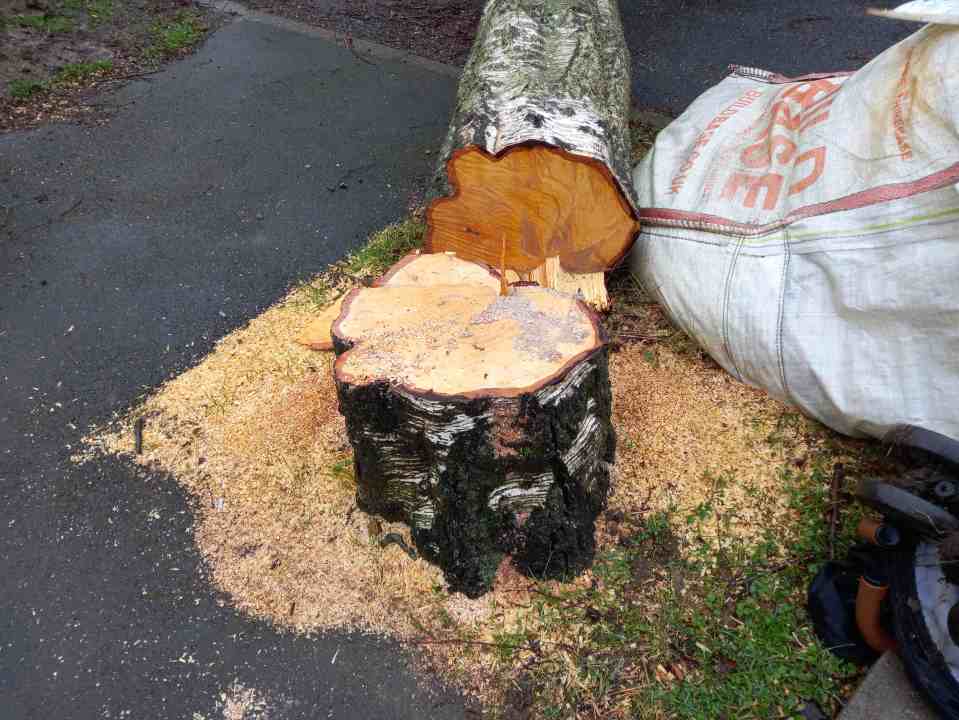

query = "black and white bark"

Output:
[[333, 343, 615, 598], [431, 0, 638, 215], [329, 252, 616, 597]]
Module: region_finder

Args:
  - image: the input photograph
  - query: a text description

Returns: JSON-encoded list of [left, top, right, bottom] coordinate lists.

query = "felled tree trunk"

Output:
[[426, 0, 639, 309], [332, 252, 615, 597]]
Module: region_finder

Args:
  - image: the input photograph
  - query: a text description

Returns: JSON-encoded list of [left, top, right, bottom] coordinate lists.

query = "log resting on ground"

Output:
[[331, 252, 616, 597], [426, 0, 639, 309]]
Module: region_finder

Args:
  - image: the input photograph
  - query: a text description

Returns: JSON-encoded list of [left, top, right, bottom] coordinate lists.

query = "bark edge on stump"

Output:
[[331, 252, 616, 596]]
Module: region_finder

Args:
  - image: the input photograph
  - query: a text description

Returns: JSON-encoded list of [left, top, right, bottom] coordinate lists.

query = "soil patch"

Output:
[[0, 0, 225, 131], [237, 0, 483, 65]]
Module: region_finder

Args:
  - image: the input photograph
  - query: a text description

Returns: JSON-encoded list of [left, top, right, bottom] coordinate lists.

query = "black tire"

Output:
[[889, 548, 959, 719]]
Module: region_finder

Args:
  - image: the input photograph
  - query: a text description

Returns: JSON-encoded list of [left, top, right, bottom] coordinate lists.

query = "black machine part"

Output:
[[856, 478, 959, 540], [889, 548, 959, 719]]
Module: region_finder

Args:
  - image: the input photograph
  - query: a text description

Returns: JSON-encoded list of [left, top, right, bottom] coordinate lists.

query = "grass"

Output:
[[52, 60, 113, 84], [12, 13, 74, 32], [482, 463, 866, 720], [152, 11, 207, 55], [8, 60, 112, 100], [61, 0, 114, 24], [8, 78, 44, 99], [296, 217, 426, 311], [344, 217, 426, 276]]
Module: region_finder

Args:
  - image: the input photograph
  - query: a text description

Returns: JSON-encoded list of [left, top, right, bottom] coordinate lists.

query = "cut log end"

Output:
[[334, 283, 602, 398], [332, 252, 615, 596], [426, 144, 637, 276]]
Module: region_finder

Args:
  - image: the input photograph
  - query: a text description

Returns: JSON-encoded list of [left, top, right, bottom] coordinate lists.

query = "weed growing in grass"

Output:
[[152, 11, 206, 55], [8, 78, 44, 99], [13, 13, 73, 32]]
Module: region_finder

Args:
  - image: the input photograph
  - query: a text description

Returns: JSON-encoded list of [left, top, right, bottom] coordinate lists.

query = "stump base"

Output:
[[331, 253, 616, 596]]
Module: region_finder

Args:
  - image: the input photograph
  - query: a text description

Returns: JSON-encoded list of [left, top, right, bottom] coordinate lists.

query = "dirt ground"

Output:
[[0, 0, 221, 130], [239, 0, 483, 65]]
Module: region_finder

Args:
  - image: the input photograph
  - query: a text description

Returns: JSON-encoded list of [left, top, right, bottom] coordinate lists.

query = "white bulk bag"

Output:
[[629, 23, 959, 442]]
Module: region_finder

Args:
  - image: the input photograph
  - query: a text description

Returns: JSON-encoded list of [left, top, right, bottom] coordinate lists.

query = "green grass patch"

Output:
[[344, 217, 426, 276], [292, 216, 426, 312], [151, 11, 207, 55], [52, 59, 113, 84], [13, 13, 73, 32], [645, 471, 856, 719], [483, 463, 866, 720], [8, 78, 45, 99], [8, 59, 112, 99], [61, 0, 114, 24]]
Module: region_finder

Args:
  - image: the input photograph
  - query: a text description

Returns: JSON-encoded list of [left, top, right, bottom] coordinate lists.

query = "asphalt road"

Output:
[[0, 14, 464, 720], [235, 0, 916, 113], [620, 0, 913, 112]]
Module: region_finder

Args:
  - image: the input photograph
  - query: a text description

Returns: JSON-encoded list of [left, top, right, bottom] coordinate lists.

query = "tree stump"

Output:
[[426, 0, 639, 309], [332, 252, 615, 597]]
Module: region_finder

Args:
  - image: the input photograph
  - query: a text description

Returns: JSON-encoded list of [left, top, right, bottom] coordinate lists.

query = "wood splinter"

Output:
[[499, 232, 509, 297]]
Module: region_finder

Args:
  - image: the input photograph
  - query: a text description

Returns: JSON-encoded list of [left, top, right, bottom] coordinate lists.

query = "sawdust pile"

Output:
[[80, 270, 857, 692], [610, 345, 813, 535], [84, 295, 450, 635]]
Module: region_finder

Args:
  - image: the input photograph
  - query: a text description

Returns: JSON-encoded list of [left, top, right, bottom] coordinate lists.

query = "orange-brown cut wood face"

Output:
[[427, 144, 638, 274], [330, 253, 604, 398]]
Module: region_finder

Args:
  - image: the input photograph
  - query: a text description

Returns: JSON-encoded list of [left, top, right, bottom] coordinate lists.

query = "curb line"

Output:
[[197, 0, 463, 79]]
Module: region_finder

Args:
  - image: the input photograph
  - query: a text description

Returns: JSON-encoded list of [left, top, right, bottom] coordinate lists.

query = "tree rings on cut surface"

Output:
[[331, 252, 615, 596], [426, 145, 638, 275], [425, 0, 639, 308]]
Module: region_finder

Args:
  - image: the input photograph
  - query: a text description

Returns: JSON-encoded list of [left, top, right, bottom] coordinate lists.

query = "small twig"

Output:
[[404, 637, 504, 649], [405, 635, 578, 654], [829, 463, 844, 560], [59, 198, 82, 219], [134, 416, 145, 455], [100, 69, 164, 83], [614, 331, 676, 342], [729, 555, 815, 599]]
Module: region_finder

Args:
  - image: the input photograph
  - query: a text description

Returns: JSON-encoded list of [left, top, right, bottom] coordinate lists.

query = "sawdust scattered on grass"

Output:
[[82, 293, 450, 635], [77, 192, 868, 705], [78, 261, 862, 691]]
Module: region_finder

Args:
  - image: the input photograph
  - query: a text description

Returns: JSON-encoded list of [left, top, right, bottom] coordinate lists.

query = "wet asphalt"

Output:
[[621, 0, 913, 112], [0, 3, 920, 719], [1, 15, 463, 720]]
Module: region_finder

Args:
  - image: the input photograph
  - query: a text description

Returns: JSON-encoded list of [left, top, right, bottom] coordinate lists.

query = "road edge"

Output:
[[197, 0, 463, 79]]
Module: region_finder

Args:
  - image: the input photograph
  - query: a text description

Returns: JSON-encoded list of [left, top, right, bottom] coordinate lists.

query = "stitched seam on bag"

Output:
[[777, 229, 794, 405], [721, 238, 746, 383]]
